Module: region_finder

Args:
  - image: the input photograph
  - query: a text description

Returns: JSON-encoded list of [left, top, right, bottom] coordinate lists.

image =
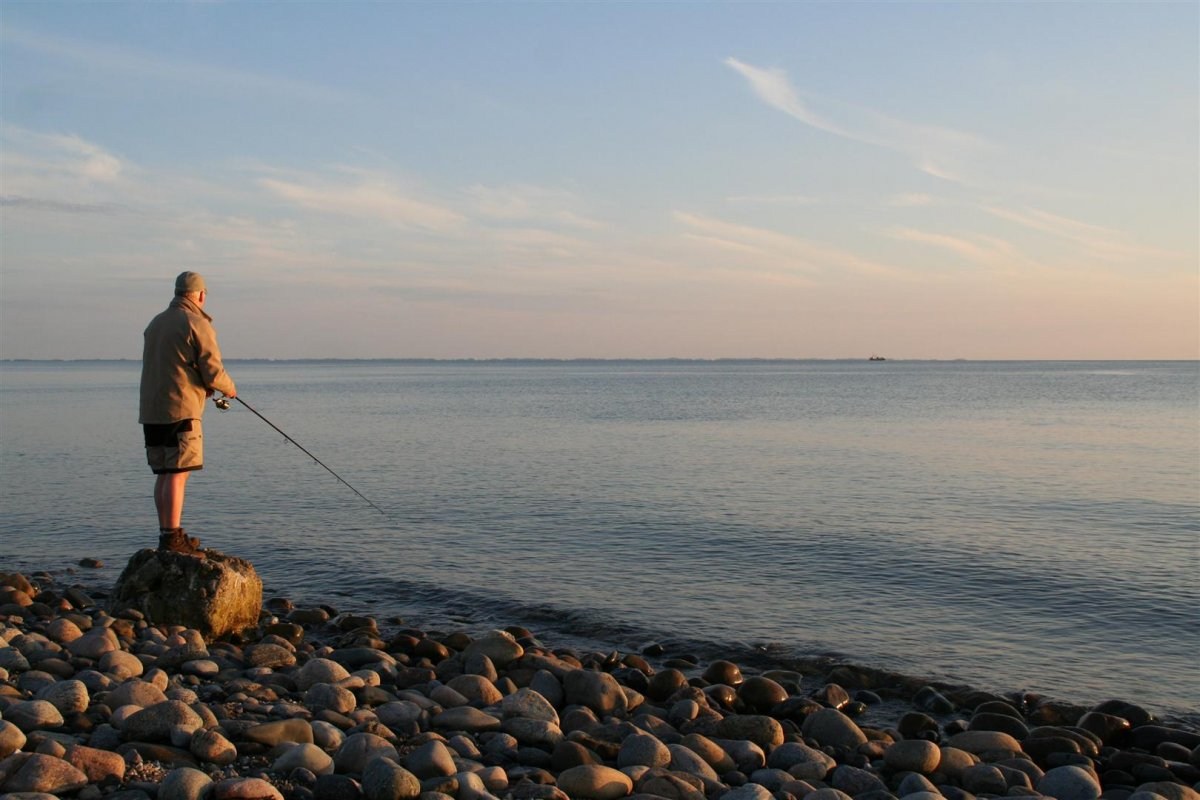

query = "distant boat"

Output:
[[869, 355, 887, 361]]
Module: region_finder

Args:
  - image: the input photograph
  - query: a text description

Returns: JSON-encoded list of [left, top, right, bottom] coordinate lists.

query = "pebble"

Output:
[[158, 766, 213, 800], [768, 741, 835, 779], [1038, 764, 1103, 800], [361, 756, 420, 800], [3, 752, 89, 794], [0, 566, 1197, 800], [556, 764, 634, 800], [884, 738, 941, 774], [5, 700, 65, 732], [214, 776, 286, 800], [801, 707, 868, 750]]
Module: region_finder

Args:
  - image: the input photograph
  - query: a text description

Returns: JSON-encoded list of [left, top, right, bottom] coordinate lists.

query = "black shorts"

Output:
[[144, 419, 203, 474]]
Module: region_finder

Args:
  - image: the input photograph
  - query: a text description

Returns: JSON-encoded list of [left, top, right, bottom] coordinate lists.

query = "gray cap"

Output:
[[174, 271, 206, 295]]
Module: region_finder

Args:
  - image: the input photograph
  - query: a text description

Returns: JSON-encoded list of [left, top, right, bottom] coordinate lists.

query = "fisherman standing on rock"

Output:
[[139, 271, 236, 553]]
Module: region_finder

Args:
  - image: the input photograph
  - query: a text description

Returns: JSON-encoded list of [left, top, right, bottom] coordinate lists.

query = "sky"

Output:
[[1, 2, 1196, 360]]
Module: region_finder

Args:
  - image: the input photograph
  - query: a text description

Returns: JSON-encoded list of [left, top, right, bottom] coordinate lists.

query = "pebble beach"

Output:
[[1, 558, 1198, 800]]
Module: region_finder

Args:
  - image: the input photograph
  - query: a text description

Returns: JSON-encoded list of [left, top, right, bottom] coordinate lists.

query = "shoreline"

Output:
[[2, 559, 1199, 800], [3, 556, 1198, 725]]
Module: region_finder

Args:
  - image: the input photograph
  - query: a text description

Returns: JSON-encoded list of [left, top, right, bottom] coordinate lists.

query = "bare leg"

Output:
[[154, 471, 191, 530]]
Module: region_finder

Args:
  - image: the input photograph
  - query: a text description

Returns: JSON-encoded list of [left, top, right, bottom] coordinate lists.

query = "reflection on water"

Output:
[[1, 359, 1197, 716]]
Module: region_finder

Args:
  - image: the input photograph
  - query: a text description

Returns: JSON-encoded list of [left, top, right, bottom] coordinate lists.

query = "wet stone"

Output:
[[801, 707, 868, 750]]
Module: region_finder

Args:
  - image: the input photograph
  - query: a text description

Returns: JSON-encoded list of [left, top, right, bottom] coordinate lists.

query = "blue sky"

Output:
[[1, 2, 1196, 359]]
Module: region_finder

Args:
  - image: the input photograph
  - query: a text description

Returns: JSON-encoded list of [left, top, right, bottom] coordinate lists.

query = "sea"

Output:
[[1, 359, 1197, 721]]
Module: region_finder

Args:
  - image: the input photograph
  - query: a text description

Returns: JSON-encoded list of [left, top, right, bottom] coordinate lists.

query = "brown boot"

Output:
[[158, 528, 201, 554]]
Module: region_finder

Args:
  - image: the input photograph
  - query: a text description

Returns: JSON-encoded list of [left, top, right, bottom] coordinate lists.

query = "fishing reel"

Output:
[[213, 397, 231, 411]]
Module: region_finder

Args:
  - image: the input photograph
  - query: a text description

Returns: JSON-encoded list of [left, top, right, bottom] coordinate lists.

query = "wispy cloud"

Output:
[[259, 173, 464, 232], [890, 193, 937, 207], [0, 195, 124, 215], [886, 226, 1026, 271], [465, 184, 605, 229], [724, 57, 991, 183], [1, 125, 126, 188], [726, 194, 818, 206], [983, 203, 1182, 262], [674, 211, 906, 280], [1, 25, 347, 103]]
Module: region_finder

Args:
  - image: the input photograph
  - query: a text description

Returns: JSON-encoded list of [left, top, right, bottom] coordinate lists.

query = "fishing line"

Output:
[[216, 395, 389, 518]]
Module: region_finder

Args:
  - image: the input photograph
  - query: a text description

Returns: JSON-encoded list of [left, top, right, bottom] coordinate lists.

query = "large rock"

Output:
[[110, 548, 262, 638]]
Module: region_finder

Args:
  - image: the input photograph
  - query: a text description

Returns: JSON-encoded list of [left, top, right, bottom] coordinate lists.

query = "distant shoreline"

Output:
[[3, 357, 1197, 365]]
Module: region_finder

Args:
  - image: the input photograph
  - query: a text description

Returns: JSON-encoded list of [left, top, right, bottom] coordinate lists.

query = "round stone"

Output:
[[463, 630, 525, 668], [46, 618, 84, 645], [805, 790, 855, 800], [702, 660, 744, 686], [107, 679, 168, 709], [244, 642, 296, 669], [362, 756, 421, 800], [333, 732, 399, 773], [563, 669, 628, 717], [213, 777, 285, 800], [502, 717, 564, 750], [0, 720, 28, 758], [35, 679, 89, 715], [403, 739, 457, 779], [1132, 784, 1200, 800], [884, 739, 941, 774], [432, 706, 502, 733], [181, 659, 221, 678], [190, 728, 237, 765], [7, 700, 65, 732], [272, 743, 334, 776], [65, 629, 119, 660], [557, 764, 634, 800], [64, 744, 126, 784], [968, 711, 1029, 740], [98, 649, 145, 680], [619, 732, 672, 769], [3, 753, 88, 795], [937, 746, 979, 780], [680, 733, 736, 774], [831, 764, 887, 796], [963, 763, 1009, 795], [647, 668, 688, 701], [122, 699, 204, 742], [306, 682, 357, 714], [768, 741, 836, 780], [243, 718, 314, 746], [1037, 765, 1102, 800], [502, 687, 560, 724], [296, 657, 350, 690], [668, 743, 721, 782], [800, 708, 867, 750], [738, 676, 789, 713], [720, 785, 774, 800], [946, 729, 1022, 755], [159, 766, 213, 800], [375, 700, 424, 730], [447, 673, 503, 706]]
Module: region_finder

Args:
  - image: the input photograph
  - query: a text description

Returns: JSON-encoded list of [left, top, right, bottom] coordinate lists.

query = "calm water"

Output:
[[1, 360, 1197, 718]]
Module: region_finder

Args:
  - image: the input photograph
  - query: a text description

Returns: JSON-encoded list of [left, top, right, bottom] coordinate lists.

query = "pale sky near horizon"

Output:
[[1, 2, 1196, 360]]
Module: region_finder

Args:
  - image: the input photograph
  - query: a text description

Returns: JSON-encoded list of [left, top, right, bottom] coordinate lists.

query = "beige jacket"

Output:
[[139, 296, 237, 424]]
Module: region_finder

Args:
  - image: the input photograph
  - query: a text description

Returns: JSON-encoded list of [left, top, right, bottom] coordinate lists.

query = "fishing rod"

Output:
[[215, 395, 388, 518]]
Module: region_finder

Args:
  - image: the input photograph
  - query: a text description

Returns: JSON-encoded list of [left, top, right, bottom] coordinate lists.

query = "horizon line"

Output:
[[2, 356, 1197, 364]]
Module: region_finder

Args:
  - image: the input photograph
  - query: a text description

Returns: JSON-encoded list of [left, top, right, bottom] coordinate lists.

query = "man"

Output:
[[139, 271, 237, 553]]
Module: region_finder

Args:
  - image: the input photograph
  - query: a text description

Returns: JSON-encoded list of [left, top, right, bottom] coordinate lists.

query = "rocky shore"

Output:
[[1, 558, 1198, 800]]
